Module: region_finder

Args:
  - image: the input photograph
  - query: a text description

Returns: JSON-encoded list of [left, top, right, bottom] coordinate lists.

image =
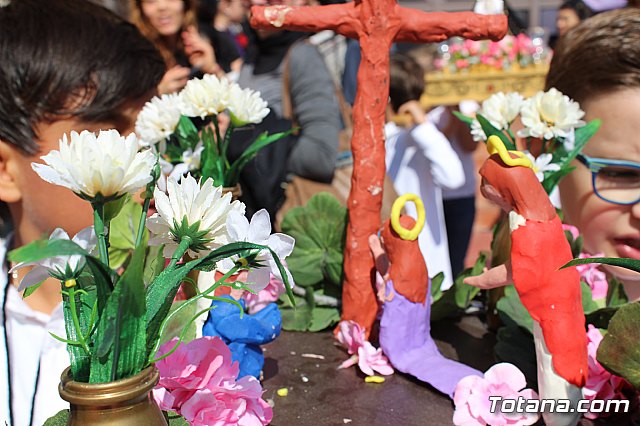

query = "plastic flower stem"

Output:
[[92, 202, 109, 268], [147, 264, 241, 361], [167, 236, 193, 269], [221, 126, 233, 171], [507, 128, 516, 145], [65, 284, 91, 355], [135, 159, 160, 248]]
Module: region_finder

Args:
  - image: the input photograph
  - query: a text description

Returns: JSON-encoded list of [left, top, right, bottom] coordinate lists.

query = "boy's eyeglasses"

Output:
[[576, 154, 640, 205]]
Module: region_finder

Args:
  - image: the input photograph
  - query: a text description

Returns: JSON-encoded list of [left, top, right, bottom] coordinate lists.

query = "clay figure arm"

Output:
[[463, 260, 513, 289], [395, 10, 507, 43]]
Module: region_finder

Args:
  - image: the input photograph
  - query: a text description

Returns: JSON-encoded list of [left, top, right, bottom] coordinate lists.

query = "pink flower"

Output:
[[244, 271, 287, 314], [582, 325, 629, 419], [153, 337, 273, 425], [453, 363, 539, 426], [336, 320, 394, 376], [576, 253, 609, 300], [562, 224, 580, 241], [455, 59, 470, 69]]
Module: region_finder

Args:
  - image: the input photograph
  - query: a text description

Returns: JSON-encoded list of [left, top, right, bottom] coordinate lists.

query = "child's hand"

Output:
[[397, 100, 426, 126], [158, 65, 190, 94], [183, 26, 221, 76]]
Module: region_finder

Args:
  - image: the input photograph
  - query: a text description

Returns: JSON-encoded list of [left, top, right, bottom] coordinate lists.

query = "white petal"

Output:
[[18, 266, 51, 292]]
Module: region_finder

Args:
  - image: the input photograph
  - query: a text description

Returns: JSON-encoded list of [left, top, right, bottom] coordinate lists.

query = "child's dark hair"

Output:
[[559, 0, 594, 21], [389, 53, 425, 113], [546, 8, 640, 104], [0, 0, 165, 155]]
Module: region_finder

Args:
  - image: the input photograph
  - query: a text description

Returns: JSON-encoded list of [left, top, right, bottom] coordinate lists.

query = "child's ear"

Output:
[[0, 140, 23, 203]]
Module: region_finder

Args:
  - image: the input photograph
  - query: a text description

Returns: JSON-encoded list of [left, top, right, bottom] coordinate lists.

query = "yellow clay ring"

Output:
[[390, 194, 425, 241], [486, 135, 536, 171]]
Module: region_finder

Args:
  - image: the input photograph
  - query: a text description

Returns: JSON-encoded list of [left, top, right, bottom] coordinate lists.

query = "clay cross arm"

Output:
[[395, 10, 507, 43], [250, 4, 507, 42], [250, 4, 361, 39]]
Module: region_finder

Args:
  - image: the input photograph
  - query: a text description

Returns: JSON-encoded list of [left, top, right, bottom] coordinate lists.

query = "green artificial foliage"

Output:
[[597, 302, 640, 389], [279, 193, 348, 331]]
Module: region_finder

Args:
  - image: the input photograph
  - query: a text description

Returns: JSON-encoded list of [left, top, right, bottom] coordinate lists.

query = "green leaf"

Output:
[[175, 115, 199, 151], [476, 113, 516, 150], [225, 130, 293, 187], [23, 281, 44, 298], [281, 302, 313, 331], [281, 193, 348, 288], [9, 238, 89, 264], [431, 253, 486, 321], [43, 410, 70, 426], [62, 282, 93, 382], [495, 323, 537, 386], [89, 242, 147, 383], [597, 302, 640, 389], [159, 300, 198, 345], [562, 256, 640, 273], [144, 245, 166, 286], [164, 411, 189, 426], [452, 110, 474, 126], [581, 281, 600, 315], [108, 197, 145, 269], [430, 272, 444, 303], [308, 306, 341, 332], [103, 194, 129, 223], [606, 276, 628, 307], [586, 306, 622, 329], [497, 285, 533, 333], [85, 256, 115, 317], [543, 119, 601, 193]]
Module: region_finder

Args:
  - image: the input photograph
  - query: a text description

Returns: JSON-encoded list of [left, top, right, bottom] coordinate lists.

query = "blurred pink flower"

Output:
[[336, 320, 394, 376], [582, 325, 629, 420], [453, 363, 539, 426], [455, 59, 470, 69], [576, 253, 609, 300], [153, 336, 273, 425], [244, 270, 288, 314], [562, 224, 580, 241]]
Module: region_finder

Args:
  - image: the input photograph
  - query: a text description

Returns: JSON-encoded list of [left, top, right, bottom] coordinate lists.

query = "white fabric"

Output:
[[0, 240, 68, 426], [429, 106, 478, 200], [384, 119, 464, 290]]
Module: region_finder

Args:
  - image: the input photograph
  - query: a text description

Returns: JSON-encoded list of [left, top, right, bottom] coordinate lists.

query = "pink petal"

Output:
[[484, 363, 527, 392]]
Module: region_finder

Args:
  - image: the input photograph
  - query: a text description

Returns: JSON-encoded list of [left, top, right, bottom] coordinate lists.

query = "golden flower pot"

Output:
[[59, 366, 167, 425]]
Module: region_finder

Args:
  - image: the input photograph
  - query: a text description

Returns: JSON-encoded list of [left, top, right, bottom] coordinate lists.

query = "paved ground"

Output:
[[262, 315, 497, 426]]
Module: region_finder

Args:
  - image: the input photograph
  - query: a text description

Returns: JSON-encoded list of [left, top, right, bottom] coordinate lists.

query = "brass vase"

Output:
[[59, 366, 167, 425]]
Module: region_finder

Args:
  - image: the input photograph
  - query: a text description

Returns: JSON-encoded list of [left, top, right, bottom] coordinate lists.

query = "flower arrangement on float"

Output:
[[12, 75, 295, 425], [435, 33, 549, 74]]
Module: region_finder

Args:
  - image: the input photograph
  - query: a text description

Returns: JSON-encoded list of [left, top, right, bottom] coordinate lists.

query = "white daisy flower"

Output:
[[227, 84, 270, 127], [518, 88, 586, 140], [135, 94, 183, 151], [525, 152, 561, 182], [32, 130, 155, 201], [146, 174, 245, 258], [179, 74, 231, 119], [10, 227, 97, 291], [218, 209, 295, 292]]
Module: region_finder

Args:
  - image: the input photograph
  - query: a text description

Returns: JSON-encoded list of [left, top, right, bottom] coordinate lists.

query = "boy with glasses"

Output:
[[546, 8, 640, 300]]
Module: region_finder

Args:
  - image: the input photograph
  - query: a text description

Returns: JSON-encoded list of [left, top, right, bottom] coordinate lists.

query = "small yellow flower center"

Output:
[[64, 279, 77, 288]]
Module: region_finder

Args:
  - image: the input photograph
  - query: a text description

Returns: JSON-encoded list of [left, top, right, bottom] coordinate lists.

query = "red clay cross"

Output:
[[251, 1, 507, 336]]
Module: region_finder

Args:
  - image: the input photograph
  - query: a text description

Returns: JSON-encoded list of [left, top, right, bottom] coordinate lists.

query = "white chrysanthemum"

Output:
[[167, 142, 204, 182], [470, 92, 523, 141], [32, 130, 156, 200], [518, 88, 586, 140], [218, 209, 295, 292], [227, 84, 270, 126], [179, 74, 231, 119], [524, 152, 561, 182], [146, 174, 245, 258], [10, 227, 97, 291], [135, 94, 182, 150]]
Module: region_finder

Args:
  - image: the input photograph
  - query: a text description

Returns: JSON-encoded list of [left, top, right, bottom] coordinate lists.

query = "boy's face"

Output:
[[4, 97, 148, 246], [559, 89, 640, 285]]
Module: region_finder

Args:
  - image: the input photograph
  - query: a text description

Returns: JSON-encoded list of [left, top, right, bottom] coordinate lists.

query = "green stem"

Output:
[[221, 126, 234, 172], [167, 236, 192, 269], [93, 204, 109, 268], [135, 158, 160, 248], [67, 285, 91, 355], [147, 264, 241, 361]]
